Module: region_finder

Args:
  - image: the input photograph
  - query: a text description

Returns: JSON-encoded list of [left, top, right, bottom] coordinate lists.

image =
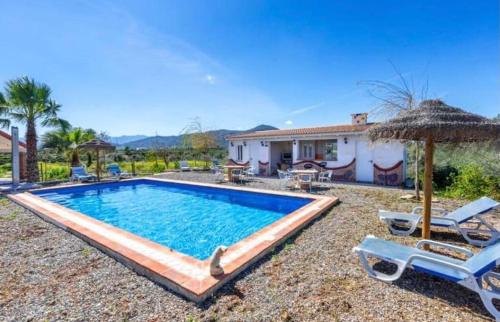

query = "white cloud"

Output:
[[204, 74, 216, 85], [285, 120, 293, 125], [290, 102, 325, 115]]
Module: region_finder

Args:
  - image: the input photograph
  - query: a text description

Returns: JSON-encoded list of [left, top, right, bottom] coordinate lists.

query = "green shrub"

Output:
[[0, 163, 12, 177], [45, 164, 70, 180], [433, 165, 458, 189], [445, 163, 500, 200], [150, 163, 166, 173]]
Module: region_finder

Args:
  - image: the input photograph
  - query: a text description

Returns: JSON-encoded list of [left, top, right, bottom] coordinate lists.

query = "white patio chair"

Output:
[[211, 166, 225, 183], [318, 170, 333, 183], [298, 174, 313, 193], [277, 170, 294, 189], [244, 166, 257, 180]]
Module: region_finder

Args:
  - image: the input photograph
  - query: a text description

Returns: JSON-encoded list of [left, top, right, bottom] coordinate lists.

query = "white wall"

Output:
[[372, 140, 405, 168], [228, 139, 270, 170]]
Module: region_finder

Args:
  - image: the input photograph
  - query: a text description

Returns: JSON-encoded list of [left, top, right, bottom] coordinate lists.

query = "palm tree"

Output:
[[42, 126, 96, 166], [0, 92, 10, 128], [3, 77, 68, 182]]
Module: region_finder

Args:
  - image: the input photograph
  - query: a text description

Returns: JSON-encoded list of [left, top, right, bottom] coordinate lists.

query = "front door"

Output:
[[356, 139, 374, 182]]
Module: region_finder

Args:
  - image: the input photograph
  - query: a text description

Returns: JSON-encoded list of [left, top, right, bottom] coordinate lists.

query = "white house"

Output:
[[227, 113, 407, 186]]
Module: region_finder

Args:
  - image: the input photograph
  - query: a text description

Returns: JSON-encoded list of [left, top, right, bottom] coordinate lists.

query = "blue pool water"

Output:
[[34, 179, 312, 260]]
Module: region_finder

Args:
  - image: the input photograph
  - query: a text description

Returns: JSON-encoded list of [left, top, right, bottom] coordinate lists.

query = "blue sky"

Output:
[[0, 0, 498, 136]]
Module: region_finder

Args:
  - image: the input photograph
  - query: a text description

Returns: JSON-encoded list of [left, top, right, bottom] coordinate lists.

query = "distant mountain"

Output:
[[109, 135, 148, 145], [118, 124, 278, 149]]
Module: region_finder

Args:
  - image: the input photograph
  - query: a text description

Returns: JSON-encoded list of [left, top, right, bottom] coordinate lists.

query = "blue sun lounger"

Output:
[[71, 166, 97, 183], [180, 161, 191, 171], [379, 197, 500, 246], [353, 235, 500, 320], [106, 164, 130, 179]]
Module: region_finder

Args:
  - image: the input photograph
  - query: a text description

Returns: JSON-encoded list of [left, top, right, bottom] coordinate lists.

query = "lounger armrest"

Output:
[[411, 206, 448, 216], [416, 240, 474, 258], [429, 216, 460, 227], [407, 254, 472, 275]]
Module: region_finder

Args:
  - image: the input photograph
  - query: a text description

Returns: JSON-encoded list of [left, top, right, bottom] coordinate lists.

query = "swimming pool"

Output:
[[10, 178, 337, 302], [33, 179, 312, 260]]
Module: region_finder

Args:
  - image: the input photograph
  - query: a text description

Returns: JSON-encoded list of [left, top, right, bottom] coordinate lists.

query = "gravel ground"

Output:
[[1, 172, 498, 321]]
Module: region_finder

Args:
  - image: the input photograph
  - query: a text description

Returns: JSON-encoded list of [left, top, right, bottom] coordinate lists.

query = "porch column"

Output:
[[11, 127, 20, 186], [292, 139, 300, 164]]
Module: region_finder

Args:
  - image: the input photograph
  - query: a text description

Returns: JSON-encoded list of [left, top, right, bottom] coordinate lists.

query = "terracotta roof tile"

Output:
[[228, 123, 374, 140], [0, 130, 27, 148]]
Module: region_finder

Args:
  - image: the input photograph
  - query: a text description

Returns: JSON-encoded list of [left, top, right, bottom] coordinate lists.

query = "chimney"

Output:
[[351, 113, 368, 125]]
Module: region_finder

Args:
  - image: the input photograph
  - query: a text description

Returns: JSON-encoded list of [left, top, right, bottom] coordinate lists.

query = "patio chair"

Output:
[[318, 170, 333, 183], [244, 166, 257, 180], [298, 174, 313, 192], [106, 164, 130, 179], [179, 161, 191, 171], [277, 169, 294, 188], [71, 166, 97, 183], [353, 235, 500, 320], [231, 169, 244, 183], [211, 166, 225, 183], [379, 197, 500, 247]]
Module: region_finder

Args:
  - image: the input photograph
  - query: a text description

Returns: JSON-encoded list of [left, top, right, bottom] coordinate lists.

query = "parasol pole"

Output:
[[422, 134, 434, 243], [96, 147, 100, 182]]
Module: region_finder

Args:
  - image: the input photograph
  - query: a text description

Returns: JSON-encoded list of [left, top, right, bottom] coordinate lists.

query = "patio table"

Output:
[[290, 169, 319, 190], [290, 169, 319, 178]]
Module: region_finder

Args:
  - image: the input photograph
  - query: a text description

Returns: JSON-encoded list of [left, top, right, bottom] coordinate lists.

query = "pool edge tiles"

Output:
[[8, 178, 338, 302]]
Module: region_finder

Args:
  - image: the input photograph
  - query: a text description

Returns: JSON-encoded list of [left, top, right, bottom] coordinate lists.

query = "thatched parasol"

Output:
[[78, 139, 115, 181], [369, 99, 500, 241]]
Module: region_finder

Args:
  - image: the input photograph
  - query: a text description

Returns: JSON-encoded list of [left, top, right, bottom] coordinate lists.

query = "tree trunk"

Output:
[[71, 149, 80, 167], [414, 141, 420, 200], [26, 120, 39, 182]]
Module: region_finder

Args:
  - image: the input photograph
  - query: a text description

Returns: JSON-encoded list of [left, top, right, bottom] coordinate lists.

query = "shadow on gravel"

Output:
[[393, 270, 496, 320]]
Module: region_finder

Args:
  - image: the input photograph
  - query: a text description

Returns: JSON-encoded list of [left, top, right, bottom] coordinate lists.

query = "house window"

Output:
[[324, 140, 338, 161], [300, 141, 314, 160], [315, 140, 338, 161], [237, 145, 243, 161]]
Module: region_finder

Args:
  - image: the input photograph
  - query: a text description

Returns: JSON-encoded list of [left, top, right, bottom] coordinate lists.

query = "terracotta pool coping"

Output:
[[8, 177, 338, 302]]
